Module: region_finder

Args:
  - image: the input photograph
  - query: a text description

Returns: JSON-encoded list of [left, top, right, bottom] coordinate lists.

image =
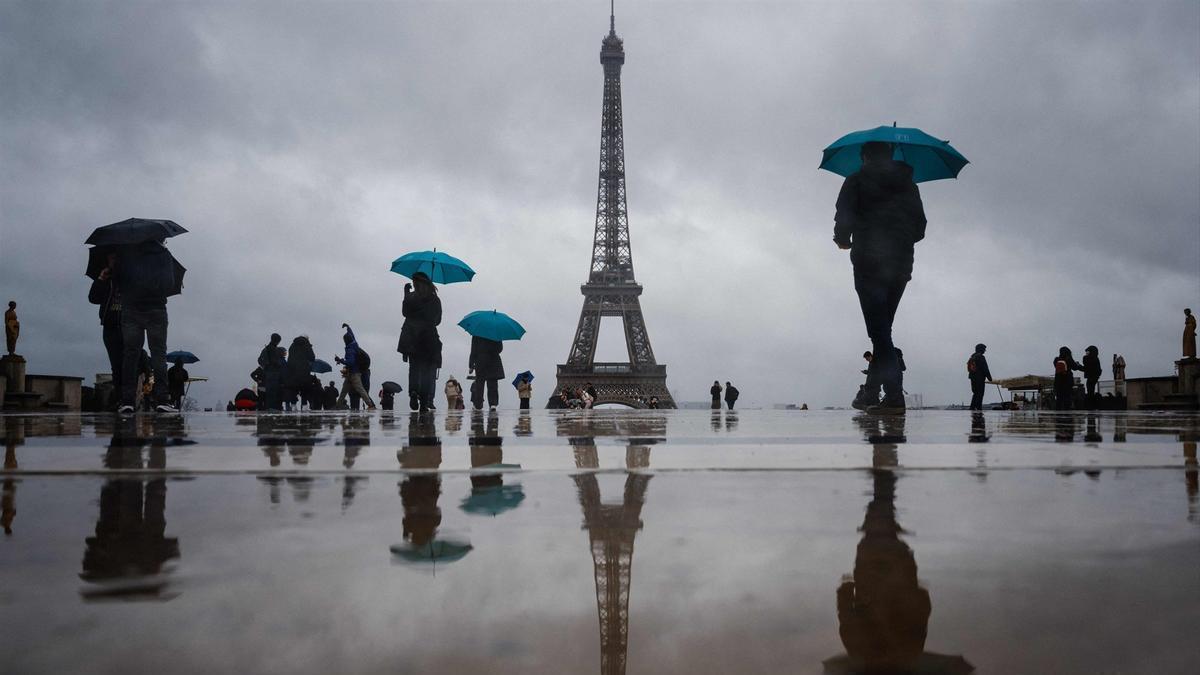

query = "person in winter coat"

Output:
[[282, 336, 316, 408], [710, 381, 722, 409], [1053, 346, 1083, 411], [968, 343, 993, 411], [166, 361, 188, 410], [323, 381, 339, 410], [724, 382, 740, 410], [335, 325, 376, 410], [444, 377, 464, 410], [258, 334, 286, 411], [398, 272, 442, 411], [516, 376, 533, 410], [88, 251, 123, 410], [1081, 345, 1103, 404], [468, 336, 504, 410], [834, 141, 927, 414], [115, 240, 178, 413]]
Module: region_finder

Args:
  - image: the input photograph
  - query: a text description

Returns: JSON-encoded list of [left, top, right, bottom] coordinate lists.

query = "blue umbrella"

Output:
[[460, 484, 526, 516], [458, 310, 526, 342], [165, 350, 198, 364], [390, 250, 475, 284], [511, 371, 534, 387], [820, 124, 968, 183], [310, 358, 333, 374]]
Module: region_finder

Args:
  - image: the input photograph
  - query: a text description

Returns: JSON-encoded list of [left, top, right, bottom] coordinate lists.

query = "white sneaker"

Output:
[[155, 403, 180, 413], [118, 405, 135, 414]]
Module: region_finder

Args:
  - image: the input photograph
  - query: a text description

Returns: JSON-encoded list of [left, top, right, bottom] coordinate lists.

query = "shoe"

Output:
[[867, 395, 906, 415], [117, 405, 135, 414], [851, 387, 879, 412], [155, 403, 180, 413], [489, 406, 497, 412]]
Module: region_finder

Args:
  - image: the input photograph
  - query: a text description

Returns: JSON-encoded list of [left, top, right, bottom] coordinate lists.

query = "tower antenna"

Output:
[[610, 0, 615, 33]]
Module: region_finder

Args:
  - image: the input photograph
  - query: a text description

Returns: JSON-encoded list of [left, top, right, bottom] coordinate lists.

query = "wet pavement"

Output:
[[1, 410, 1197, 674]]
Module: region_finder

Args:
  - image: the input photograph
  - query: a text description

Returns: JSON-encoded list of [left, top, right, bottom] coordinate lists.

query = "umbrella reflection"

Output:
[[462, 411, 524, 517], [392, 413, 471, 569]]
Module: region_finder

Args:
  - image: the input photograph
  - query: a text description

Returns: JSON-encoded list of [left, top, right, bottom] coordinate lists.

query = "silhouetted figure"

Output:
[[444, 376, 464, 410], [258, 333, 286, 411], [335, 324, 375, 410], [398, 272, 442, 411], [1081, 345, 1103, 406], [469, 336, 505, 410], [283, 335, 316, 409], [379, 388, 395, 410], [116, 242, 177, 412], [3, 301, 17, 354], [834, 141, 927, 414], [166, 361, 188, 410], [1053, 347, 1083, 411], [710, 380, 722, 409], [724, 381, 739, 410], [516, 375, 533, 410], [1184, 308, 1196, 359], [967, 343, 992, 411], [88, 255, 123, 409], [323, 381, 339, 410]]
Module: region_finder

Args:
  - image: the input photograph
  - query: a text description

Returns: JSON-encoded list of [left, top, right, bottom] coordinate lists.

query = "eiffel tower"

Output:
[[553, 5, 674, 409]]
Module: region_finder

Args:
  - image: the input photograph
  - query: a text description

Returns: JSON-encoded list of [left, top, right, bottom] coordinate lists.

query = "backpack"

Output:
[[967, 355, 977, 375], [356, 346, 371, 371], [1054, 358, 1069, 374]]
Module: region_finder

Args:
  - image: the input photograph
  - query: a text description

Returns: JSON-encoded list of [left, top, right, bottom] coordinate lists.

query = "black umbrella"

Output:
[[85, 244, 187, 297], [381, 381, 404, 394], [85, 218, 187, 247]]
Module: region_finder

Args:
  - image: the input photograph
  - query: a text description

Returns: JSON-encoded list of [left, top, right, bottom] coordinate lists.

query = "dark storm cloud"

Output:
[[1, 1, 1196, 408]]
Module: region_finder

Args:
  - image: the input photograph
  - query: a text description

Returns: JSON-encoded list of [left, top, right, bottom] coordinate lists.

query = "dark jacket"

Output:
[[969, 352, 992, 382], [1054, 352, 1082, 390], [469, 336, 505, 381], [258, 343, 285, 375], [398, 289, 443, 365], [834, 160, 927, 280], [115, 241, 174, 309], [87, 278, 122, 325], [284, 337, 316, 387], [1082, 353, 1102, 381], [711, 385, 722, 400], [167, 364, 188, 395], [725, 386, 739, 403]]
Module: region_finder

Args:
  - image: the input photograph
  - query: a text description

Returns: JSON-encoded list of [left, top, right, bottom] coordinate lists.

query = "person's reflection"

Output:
[[725, 411, 738, 432], [968, 413, 989, 443], [255, 416, 324, 503], [340, 414, 371, 469], [711, 410, 722, 432], [1084, 414, 1103, 444], [80, 417, 183, 601], [513, 410, 533, 437], [828, 417, 973, 674], [445, 409, 463, 435], [470, 409, 503, 489], [1054, 413, 1076, 442], [2, 477, 15, 535], [399, 413, 442, 547], [1113, 415, 1127, 443]]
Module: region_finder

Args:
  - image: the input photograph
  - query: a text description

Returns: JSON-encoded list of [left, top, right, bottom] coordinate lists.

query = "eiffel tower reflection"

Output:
[[560, 413, 665, 675]]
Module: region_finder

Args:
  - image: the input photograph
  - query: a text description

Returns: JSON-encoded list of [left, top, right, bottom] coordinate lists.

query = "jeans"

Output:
[[519, 397, 530, 410], [471, 379, 498, 409], [350, 371, 370, 411], [970, 379, 986, 411], [120, 307, 167, 406], [102, 320, 123, 409], [409, 361, 437, 409], [338, 372, 376, 409], [853, 270, 908, 399]]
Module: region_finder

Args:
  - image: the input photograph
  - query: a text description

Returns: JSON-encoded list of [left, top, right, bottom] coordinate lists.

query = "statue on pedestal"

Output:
[[1184, 308, 1196, 360], [4, 301, 17, 355]]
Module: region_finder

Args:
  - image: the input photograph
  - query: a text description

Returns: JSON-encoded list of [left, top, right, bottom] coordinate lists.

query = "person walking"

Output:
[[335, 325, 376, 410], [398, 272, 442, 411], [516, 375, 533, 410], [1184, 308, 1196, 359], [258, 334, 286, 411], [833, 141, 927, 414], [710, 381, 722, 409], [283, 336, 316, 410], [115, 241, 178, 413], [166, 360, 188, 410], [444, 376, 464, 410], [1053, 346, 1083, 411], [1082, 345, 1103, 406], [468, 336, 504, 410], [87, 253, 123, 410], [967, 343, 993, 411], [724, 382, 740, 410]]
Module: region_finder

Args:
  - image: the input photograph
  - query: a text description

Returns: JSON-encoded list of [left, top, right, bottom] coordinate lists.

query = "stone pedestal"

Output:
[[1179, 358, 1200, 395], [0, 354, 25, 392]]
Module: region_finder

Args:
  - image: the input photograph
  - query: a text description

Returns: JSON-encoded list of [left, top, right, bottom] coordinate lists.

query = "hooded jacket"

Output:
[[469, 336, 505, 381], [399, 288, 443, 365], [284, 336, 316, 387], [834, 159, 927, 280]]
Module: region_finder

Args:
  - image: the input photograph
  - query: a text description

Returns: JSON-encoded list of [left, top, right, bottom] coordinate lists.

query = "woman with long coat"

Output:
[[398, 272, 442, 411], [283, 336, 316, 409], [1053, 346, 1083, 411], [468, 336, 504, 410]]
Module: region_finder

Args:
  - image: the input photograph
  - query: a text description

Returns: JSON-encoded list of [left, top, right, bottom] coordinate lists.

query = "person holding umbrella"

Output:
[[468, 337, 505, 410], [398, 272, 442, 412], [115, 240, 181, 413], [166, 359, 189, 410], [514, 372, 533, 410], [87, 250, 123, 410]]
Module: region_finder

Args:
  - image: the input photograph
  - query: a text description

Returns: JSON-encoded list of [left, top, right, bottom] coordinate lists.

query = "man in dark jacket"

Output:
[[283, 336, 316, 409], [1081, 345, 1103, 407], [258, 334, 286, 411], [399, 272, 442, 411], [468, 336, 504, 410], [88, 251, 123, 410], [968, 343, 992, 411], [724, 382, 740, 410], [323, 381, 340, 410], [834, 142, 927, 414], [335, 325, 376, 410], [166, 361, 188, 410], [115, 241, 177, 413]]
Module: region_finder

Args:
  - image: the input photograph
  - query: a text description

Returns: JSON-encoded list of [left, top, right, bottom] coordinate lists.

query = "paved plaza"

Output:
[[1, 410, 1198, 674]]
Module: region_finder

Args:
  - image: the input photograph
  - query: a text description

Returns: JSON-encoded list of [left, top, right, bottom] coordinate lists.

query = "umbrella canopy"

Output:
[[85, 218, 188, 247], [511, 371, 534, 387], [820, 125, 968, 183], [310, 359, 333, 374], [165, 351, 198, 364], [460, 483, 526, 516], [458, 310, 526, 342], [389, 537, 473, 565], [390, 250, 475, 284], [85, 244, 187, 297], [381, 381, 404, 394]]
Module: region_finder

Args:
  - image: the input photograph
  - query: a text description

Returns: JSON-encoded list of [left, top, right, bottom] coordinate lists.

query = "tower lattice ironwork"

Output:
[[552, 7, 674, 409]]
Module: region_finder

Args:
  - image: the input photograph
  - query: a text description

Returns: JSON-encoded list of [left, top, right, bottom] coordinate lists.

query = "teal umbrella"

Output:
[[165, 350, 198, 364], [310, 359, 333, 374], [820, 124, 968, 183], [458, 310, 526, 342], [390, 250, 475, 284], [460, 483, 526, 516], [389, 537, 473, 565]]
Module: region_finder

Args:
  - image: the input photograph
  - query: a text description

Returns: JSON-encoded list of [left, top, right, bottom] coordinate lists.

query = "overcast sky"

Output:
[[1, 0, 1197, 408]]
